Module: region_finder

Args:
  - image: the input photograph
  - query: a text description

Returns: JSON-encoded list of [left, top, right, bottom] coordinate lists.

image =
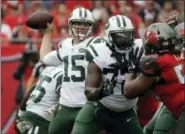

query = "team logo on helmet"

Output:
[[143, 31, 157, 45]]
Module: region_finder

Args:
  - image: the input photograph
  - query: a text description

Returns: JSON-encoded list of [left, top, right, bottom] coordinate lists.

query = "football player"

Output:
[[15, 66, 63, 134], [143, 22, 184, 134], [71, 15, 144, 134], [39, 7, 96, 134], [123, 23, 184, 134]]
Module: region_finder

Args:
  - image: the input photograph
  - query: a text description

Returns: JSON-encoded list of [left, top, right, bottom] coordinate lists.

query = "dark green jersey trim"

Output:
[[86, 49, 94, 62], [93, 38, 105, 44], [86, 37, 95, 47], [56, 49, 63, 62], [58, 39, 64, 48], [90, 45, 98, 56], [55, 73, 63, 92]]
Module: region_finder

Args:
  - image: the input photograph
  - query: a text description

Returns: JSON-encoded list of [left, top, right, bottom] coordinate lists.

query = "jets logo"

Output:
[[79, 48, 86, 53]]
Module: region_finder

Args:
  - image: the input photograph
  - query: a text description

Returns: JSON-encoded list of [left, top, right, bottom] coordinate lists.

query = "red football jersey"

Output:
[[154, 53, 184, 119]]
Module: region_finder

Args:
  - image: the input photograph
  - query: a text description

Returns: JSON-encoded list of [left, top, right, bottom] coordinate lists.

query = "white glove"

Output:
[[15, 118, 34, 134], [47, 104, 59, 117]]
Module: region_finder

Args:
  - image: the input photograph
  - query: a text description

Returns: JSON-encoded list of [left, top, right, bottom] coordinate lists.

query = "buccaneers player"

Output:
[[123, 23, 184, 134]]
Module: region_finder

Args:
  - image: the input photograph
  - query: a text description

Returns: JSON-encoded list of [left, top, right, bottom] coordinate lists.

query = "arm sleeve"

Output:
[[42, 50, 62, 66]]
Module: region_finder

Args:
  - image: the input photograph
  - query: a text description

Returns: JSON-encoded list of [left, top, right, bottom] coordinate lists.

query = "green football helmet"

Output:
[[143, 23, 176, 55]]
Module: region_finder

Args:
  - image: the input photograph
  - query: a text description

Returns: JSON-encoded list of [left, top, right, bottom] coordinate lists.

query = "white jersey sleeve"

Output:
[[42, 50, 62, 66]]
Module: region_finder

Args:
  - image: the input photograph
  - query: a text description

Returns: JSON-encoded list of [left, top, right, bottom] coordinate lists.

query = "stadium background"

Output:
[[1, 0, 184, 133]]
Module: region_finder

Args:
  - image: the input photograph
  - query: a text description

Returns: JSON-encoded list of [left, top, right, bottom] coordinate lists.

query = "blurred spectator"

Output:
[[3, 1, 26, 31], [11, 19, 29, 43], [13, 41, 39, 105], [104, 1, 119, 15], [119, 1, 145, 38], [157, 1, 175, 23], [1, 7, 12, 45], [64, 1, 92, 12], [176, 1, 184, 23], [96, 8, 111, 36], [138, 1, 159, 27], [92, 1, 105, 22]]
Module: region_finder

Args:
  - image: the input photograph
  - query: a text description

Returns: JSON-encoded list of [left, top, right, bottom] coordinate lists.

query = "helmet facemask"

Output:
[[109, 31, 134, 53], [69, 21, 93, 41]]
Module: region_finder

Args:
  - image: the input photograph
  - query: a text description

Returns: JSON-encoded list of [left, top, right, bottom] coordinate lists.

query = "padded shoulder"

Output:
[[140, 54, 161, 77], [86, 37, 107, 62]]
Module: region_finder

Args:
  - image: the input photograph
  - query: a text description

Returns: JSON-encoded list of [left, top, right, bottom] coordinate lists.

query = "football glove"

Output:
[[128, 46, 144, 73], [15, 110, 33, 134], [15, 118, 34, 134]]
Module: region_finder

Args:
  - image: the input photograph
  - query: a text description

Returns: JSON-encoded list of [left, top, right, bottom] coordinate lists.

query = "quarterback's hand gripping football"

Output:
[[40, 23, 53, 34]]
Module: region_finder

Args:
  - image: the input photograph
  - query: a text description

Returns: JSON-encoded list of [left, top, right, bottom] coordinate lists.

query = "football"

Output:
[[26, 11, 53, 30]]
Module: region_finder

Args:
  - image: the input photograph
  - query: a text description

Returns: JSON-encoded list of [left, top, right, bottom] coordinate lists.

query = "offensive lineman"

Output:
[[15, 66, 63, 134], [71, 15, 144, 134], [40, 7, 97, 134]]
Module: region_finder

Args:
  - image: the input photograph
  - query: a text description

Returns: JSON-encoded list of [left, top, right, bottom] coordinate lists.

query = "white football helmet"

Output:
[[68, 7, 95, 41], [105, 15, 134, 53]]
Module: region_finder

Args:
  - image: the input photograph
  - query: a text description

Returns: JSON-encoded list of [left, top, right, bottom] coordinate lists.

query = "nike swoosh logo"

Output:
[[146, 62, 152, 65], [127, 117, 133, 122]]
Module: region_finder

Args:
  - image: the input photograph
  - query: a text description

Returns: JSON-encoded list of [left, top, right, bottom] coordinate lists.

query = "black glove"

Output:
[[101, 79, 114, 97], [128, 46, 144, 73]]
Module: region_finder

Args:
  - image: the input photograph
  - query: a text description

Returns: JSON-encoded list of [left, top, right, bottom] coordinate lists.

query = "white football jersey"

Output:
[[26, 66, 63, 121], [57, 37, 96, 107], [86, 37, 143, 111]]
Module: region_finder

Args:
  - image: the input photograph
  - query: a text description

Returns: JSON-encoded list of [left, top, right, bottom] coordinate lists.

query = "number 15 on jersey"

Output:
[[63, 55, 86, 82]]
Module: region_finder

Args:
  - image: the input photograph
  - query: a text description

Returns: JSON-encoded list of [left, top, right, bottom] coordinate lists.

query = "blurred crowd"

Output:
[[1, 0, 184, 47]]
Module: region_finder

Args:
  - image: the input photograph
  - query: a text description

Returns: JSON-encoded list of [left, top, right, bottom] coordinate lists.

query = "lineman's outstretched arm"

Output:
[[85, 62, 103, 101]]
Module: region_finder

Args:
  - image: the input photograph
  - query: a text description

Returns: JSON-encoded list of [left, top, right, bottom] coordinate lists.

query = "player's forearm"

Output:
[[40, 32, 52, 61], [20, 85, 36, 111], [124, 74, 154, 99], [85, 87, 102, 101]]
